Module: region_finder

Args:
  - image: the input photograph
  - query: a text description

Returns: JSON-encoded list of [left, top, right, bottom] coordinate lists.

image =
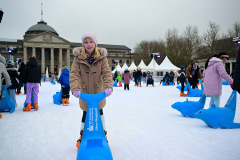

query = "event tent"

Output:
[[112, 63, 122, 73], [146, 58, 159, 71], [119, 63, 129, 73], [138, 60, 148, 70], [128, 61, 137, 71], [155, 56, 180, 71]]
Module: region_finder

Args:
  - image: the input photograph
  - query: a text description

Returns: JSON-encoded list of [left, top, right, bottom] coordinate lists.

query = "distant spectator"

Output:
[[146, 75, 154, 87]]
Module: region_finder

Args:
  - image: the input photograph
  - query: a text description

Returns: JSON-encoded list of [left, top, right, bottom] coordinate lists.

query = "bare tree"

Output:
[[133, 40, 166, 65], [165, 28, 190, 67], [228, 22, 240, 37], [183, 25, 201, 60], [202, 21, 221, 55]]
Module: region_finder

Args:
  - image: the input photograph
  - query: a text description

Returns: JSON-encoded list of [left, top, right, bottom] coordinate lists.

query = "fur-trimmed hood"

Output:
[[72, 47, 108, 57]]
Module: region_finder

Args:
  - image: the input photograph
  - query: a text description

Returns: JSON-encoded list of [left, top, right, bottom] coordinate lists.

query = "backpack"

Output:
[[179, 72, 186, 82]]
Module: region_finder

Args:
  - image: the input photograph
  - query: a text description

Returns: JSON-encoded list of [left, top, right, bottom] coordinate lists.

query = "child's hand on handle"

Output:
[[72, 90, 81, 98], [104, 88, 112, 97]]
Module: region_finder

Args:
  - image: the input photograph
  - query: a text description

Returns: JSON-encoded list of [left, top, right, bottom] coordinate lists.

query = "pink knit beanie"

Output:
[[81, 32, 97, 46]]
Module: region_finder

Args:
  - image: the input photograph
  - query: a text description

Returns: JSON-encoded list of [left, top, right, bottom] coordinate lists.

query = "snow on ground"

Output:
[[0, 81, 240, 160]]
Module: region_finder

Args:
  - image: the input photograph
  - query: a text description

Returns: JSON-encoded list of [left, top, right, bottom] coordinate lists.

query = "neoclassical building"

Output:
[[0, 20, 132, 75]]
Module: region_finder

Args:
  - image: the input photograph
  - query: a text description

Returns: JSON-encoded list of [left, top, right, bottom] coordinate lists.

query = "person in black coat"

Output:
[[22, 57, 41, 111], [136, 67, 143, 87], [233, 47, 240, 94], [6, 61, 19, 107], [133, 70, 137, 86], [160, 72, 170, 85], [179, 66, 187, 96], [17, 62, 26, 94], [146, 75, 154, 87]]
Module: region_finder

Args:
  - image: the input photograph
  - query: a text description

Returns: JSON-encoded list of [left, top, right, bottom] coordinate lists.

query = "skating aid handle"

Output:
[[80, 92, 106, 105]]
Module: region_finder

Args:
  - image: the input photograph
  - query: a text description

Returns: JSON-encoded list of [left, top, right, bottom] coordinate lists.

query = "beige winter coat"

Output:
[[70, 47, 113, 111]]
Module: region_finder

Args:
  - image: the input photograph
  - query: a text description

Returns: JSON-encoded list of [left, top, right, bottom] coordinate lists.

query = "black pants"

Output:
[[134, 77, 137, 85], [181, 82, 185, 93], [124, 84, 129, 90], [17, 80, 26, 94], [188, 77, 198, 89], [62, 87, 70, 98], [81, 109, 103, 123]]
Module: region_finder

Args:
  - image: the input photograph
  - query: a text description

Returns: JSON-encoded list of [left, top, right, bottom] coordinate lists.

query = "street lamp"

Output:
[[233, 36, 240, 46], [150, 53, 161, 76]]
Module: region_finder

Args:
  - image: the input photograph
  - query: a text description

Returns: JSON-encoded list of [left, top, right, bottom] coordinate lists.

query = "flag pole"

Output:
[[41, 2, 43, 21]]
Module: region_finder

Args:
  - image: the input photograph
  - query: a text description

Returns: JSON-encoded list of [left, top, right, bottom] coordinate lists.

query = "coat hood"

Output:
[[0, 54, 6, 65], [72, 47, 108, 57], [208, 57, 223, 67], [62, 69, 70, 76], [26, 60, 38, 68]]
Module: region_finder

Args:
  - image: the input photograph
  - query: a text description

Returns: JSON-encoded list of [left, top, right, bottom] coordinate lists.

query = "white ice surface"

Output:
[[1, 81, 240, 160]]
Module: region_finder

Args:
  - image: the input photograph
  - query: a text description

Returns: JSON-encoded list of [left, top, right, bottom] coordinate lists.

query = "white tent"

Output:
[[112, 64, 122, 73], [156, 56, 180, 71], [128, 61, 137, 71], [119, 63, 129, 73], [138, 60, 148, 70], [146, 58, 159, 71]]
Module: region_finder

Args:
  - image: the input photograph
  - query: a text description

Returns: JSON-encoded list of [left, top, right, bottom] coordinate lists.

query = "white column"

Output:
[[230, 62, 233, 75], [51, 48, 54, 74], [41, 48, 45, 74], [59, 48, 62, 69], [32, 47, 36, 57], [23, 47, 27, 63], [67, 48, 70, 69]]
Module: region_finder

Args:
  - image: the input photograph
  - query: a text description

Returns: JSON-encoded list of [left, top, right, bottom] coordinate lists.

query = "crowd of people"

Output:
[[1, 32, 239, 151]]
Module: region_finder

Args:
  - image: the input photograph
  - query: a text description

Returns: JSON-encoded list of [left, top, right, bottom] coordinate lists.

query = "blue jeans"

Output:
[[7, 89, 17, 105], [137, 77, 142, 85], [209, 95, 220, 108], [142, 77, 146, 83]]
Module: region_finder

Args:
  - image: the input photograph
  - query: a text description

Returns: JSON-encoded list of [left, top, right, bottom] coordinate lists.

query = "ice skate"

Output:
[[66, 98, 69, 105], [34, 102, 38, 110], [23, 103, 31, 111], [76, 130, 83, 149], [62, 98, 66, 105], [180, 92, 186, 97]]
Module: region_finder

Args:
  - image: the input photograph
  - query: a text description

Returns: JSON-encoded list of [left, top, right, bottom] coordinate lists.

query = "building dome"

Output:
[[25, 20, 58, 36]]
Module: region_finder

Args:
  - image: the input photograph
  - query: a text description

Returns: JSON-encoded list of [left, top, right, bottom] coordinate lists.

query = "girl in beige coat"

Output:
[[70, 32, 113, 149]]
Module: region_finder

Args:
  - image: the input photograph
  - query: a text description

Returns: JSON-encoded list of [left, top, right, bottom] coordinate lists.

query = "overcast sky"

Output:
[[0, 0, 240, 50]]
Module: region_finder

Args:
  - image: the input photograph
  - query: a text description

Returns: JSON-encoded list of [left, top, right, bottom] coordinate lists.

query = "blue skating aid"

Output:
[[171, 94, 206, 117], [222, 81, 229, 85], [113, 81, 118, 87], [0, 85, 15, 113], [185, 80, 203, 97], [195, 90, 240, 129], [50, 78, 56, 85], [169, 77, 175, 85], [77, 92, 113, 160], [24, 91, 34, 108], [162, 78, 168, 86], [53, 89, 62, 105], [176, 83, 188, 91]]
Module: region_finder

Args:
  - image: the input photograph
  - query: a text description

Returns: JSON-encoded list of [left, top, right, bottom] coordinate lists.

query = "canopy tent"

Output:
[[119, 63, 129, 73], [137, 60, 148, 70], [128, 61, 137, 71], [146, 58, 159, 71], [112, 63, 122, 74], [155, 56, 180, 71]]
